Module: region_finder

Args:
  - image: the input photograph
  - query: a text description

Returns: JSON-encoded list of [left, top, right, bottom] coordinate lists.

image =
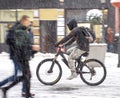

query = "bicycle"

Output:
[[36, 46, 107, 86]]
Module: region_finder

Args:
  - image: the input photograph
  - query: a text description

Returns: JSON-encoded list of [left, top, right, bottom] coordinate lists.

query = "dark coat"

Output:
[[56, 19, 89, 52], [56, 27, 89, 51], [28, 28, 34, 44], [6, 23, 32, 61], [105, 33, 114, 44]]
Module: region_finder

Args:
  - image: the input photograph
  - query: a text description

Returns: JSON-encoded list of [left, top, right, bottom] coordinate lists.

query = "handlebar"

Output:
[[57, 45, 64, 48], [56, 45, 65, 53]]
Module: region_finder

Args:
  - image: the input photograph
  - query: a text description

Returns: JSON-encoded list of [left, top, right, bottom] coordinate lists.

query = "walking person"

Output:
[[105, 27, 114, 52], [22, 21, 36, 97], [0, 22, 35, 97], [55, 19, 94, 80], [0, 15, 39, 98], [0, 24, 15, 87]]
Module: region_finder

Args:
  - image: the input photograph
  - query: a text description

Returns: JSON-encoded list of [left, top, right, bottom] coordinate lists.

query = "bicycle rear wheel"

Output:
[[36, 59, 62, 85], [80, 59, 107, 86]]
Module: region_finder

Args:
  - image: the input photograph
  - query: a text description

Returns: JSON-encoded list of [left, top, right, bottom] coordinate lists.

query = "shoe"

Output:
[[1, 87, 7, 98], [67, 72, 78, 80], [22, 92, 35, 97]]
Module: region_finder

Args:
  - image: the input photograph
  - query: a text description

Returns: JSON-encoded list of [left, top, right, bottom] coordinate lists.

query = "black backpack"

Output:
[[80, 27, 96, 43], [6, 28, 16, 45], [86, 27, 96, 43]]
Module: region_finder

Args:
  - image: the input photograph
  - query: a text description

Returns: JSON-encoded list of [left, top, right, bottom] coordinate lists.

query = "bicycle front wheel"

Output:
[[80, 59, 107, 86], [36, 59, 62, 85]]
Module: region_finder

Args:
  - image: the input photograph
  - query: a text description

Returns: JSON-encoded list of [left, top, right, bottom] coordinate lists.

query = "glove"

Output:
[[55, 42, 59, 47]]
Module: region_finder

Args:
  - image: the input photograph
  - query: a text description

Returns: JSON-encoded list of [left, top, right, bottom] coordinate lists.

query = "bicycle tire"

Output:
[[80, 59, 107, 86], [36, 59, 62, 85]]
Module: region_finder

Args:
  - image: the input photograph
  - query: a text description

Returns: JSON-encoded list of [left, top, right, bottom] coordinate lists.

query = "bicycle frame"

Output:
[[49, 46, 90, 74], [54, 46, 87, 68], [47, 46, 69, 73], [54, 46, 70, 68]]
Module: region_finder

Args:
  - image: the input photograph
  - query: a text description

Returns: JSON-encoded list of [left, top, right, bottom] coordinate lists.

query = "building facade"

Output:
[[0, 0, 115, 53]]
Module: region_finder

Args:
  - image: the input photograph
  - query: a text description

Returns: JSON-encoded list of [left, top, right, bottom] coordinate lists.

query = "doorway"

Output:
[[40, 21, 57, 53], [0, 22, 14, 53]]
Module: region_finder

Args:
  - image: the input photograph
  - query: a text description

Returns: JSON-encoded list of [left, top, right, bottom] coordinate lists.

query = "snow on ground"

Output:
[[105, 52, 118, 67], [0, 52, 120, 98]]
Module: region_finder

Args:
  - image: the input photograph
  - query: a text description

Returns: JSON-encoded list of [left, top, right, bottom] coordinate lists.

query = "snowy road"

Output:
[[0, 52, 120, 98]]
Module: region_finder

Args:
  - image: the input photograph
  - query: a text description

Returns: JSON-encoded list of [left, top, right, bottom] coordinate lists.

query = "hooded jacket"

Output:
[[56, 19, 89, 51]]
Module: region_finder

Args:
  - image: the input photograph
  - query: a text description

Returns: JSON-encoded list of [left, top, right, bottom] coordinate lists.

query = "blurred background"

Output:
[[0, 0, 117, 53]]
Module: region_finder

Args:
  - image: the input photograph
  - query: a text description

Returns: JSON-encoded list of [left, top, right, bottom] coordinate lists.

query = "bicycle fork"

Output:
[[48, 55, 58, 73]]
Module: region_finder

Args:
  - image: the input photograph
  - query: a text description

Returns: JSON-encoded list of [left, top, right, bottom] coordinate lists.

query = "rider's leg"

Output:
[[0, 60, 19, 87], [66, 46, 77, 55], [67, 48, 86, 80]]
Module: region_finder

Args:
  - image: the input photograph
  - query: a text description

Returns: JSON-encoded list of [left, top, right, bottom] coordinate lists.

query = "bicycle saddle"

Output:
[[75, 52, 89, 61], [81, 52, 89, 57]]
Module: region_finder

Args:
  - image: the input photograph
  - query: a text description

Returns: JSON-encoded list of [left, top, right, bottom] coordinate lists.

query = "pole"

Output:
[[101, 1, 105, 43], [114, 7, 120, 67], [115, 7, 119, 34], [16, 9, 18, 22], [102, 9, 105, 43], [117, 37, 120, 67]]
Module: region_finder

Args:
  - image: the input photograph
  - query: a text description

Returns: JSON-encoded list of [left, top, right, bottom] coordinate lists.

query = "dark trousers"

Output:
[[0, 60, 27, 93], [107, 43, 114, 53], [5, 61, 31, 98]]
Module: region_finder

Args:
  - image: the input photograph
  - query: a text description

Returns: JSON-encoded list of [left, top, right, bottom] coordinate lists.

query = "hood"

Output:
[[67, 19, 77, 31]]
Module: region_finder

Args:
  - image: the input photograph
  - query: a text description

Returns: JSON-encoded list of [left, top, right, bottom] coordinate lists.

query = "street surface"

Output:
[[0, 52, 119, 98]]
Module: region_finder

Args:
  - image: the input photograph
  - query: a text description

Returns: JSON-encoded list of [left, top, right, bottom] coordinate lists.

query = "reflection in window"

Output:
[[0, 9, 40, 44], [0, 24, 9, 43], [0, 10, 16, 22], [66, 9, 89, 23], [17, 9, 34, 21]]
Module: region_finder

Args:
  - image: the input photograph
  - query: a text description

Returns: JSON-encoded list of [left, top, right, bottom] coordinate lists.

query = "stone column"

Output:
[[115, 7, 119, 34]]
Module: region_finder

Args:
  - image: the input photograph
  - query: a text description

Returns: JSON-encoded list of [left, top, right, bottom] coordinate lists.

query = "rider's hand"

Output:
[[58, 44, 64, 47], [86, 36, 93, 42], [55, 42, 59, 47]]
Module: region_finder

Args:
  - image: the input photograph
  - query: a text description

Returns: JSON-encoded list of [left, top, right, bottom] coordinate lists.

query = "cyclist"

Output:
[[55, 19, 93, 80]]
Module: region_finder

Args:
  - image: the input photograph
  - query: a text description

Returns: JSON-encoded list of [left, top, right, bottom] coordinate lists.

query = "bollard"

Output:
[[114, 34, 120, 67]]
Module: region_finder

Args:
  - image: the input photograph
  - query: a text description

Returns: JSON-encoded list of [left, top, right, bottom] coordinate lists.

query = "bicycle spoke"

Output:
[[80, 59, 106, 86], [36, 59, 62, 85]]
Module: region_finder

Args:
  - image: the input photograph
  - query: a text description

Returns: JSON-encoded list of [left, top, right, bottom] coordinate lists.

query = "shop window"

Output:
[[0, 10, 16, 22], [0, 10, 16, 43], [0, 9, 40, 44], [66, 9, 89, 23], [57, 9, 65, 41], [17, 9, 34, 21], [0, 23, 13, 43]]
